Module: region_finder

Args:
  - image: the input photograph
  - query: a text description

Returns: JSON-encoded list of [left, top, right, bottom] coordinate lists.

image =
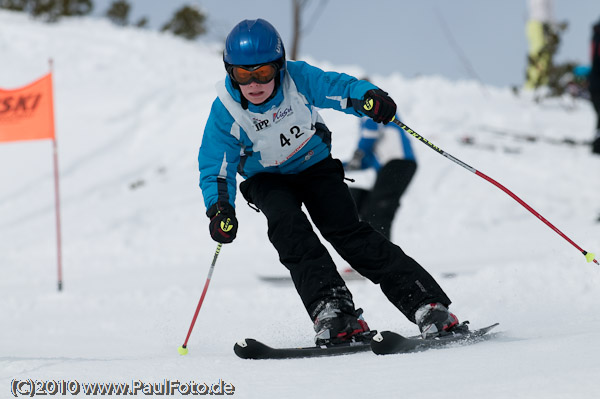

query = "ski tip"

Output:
[[371, 331, 408, 355], [234, 338, 271, 359]]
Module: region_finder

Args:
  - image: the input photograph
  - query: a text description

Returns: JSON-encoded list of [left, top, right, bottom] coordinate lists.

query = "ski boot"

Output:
[[313, 300, 373, 346], [415, 302, 463, 339]]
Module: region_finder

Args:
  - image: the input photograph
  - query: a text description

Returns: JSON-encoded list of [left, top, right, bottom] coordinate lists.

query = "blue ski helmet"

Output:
[[224, 19, 285, 67]]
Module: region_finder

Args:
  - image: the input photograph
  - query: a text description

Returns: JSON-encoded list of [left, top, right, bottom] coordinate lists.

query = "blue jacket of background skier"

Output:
[[198, 60, 378, 210], [352, 116, 416, 172]]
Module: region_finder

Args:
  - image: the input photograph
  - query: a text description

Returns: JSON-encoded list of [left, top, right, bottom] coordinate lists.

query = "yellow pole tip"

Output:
[[178, 346, 189, 355], [585, 252, 596, 263]]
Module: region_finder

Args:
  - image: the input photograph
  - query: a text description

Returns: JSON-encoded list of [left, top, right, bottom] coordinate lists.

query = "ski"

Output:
[[233, 337, 373, 360], [459, 136, 522, 154], [478, 126, 591, 147], [234, 323, 500, 359], [258, 268, 365, 285], [371, 322, 500, 355]]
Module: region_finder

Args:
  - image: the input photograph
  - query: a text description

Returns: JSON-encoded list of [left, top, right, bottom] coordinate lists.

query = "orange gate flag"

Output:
[[0, 73, 55, 143]]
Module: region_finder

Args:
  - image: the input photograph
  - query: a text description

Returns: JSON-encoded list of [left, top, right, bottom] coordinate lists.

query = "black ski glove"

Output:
[[207, 202, 238, 244], [352, 89, 397, 124]]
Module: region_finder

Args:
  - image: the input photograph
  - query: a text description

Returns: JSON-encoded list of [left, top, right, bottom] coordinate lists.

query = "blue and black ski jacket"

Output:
[[198, 60, 378, 210]]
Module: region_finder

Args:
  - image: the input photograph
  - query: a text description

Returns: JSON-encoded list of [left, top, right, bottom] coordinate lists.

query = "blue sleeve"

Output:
[[357, 118, 380, 153], [198, 98, 242, 211], [286, 61, 378, 116]]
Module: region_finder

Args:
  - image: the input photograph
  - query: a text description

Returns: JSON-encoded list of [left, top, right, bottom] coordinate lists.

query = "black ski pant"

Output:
[[592, 91, 600, 130], [591, 91, 600, 154], [349, 159, 417, 240], [240, 156, 450, 323]]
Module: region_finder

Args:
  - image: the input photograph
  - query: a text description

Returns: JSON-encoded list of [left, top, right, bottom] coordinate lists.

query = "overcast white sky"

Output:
[[91, 0, 600, 88]]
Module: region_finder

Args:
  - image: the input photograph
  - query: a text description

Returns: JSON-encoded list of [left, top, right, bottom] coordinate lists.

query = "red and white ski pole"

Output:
[[178, 242, 223, 355], [389, 116, 598, 266]]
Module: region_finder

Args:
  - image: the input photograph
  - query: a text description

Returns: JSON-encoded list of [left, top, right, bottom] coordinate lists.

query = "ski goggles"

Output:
[[228, 63, 278, 85]]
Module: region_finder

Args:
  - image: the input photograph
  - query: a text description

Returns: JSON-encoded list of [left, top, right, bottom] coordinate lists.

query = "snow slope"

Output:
[[1, 10, 600, 399]]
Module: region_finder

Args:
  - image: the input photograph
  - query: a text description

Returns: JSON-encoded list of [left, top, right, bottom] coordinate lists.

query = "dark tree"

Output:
[[161, 5, 206, 40], [0, 0, 94, 22], [0, 0, 28, 11], [57, 0, 92, 17], [134, 16, 147, 28], [30, 0, 56, 19], [526, 21, 579, 99], [105, 0, 129, 26]]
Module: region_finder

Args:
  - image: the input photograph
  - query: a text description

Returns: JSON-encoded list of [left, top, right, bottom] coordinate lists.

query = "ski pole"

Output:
[[388, 116, 598, 266], [178, 242, 223, 355]]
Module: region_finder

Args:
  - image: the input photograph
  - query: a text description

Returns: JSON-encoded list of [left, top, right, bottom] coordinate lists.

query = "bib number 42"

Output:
[[280, 126, 304, 147]]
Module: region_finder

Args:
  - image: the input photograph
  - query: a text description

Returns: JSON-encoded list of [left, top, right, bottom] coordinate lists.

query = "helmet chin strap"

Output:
[[240, 91, 249, 110], [229, 78, 249, 110], [261, 73, 281, 104]]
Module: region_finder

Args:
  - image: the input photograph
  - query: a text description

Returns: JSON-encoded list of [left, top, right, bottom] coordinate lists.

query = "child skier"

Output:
[[198, 18, 459, 344]]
